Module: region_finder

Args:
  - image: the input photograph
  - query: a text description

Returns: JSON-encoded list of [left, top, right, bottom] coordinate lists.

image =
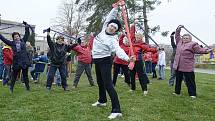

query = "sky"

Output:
[[0, 0, 215, 45]]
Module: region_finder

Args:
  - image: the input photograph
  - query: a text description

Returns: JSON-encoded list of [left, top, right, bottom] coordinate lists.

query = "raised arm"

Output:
[[130, 24, 135, 44], [102, 6, 118, 31], [170, 32, 176, 49], [193, 43, 210, 54], [0, 34, 13, 46], [47, 31, 55, 51], [141, 44, 157, 53], [175, 25, 183, 45], [68, 43, 78, 52], [23, 25, 30, 43], [88, 33, 95, 50]]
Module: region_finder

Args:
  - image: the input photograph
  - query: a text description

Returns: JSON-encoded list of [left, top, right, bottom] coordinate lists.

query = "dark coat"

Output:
[[47, 35, 77, 65], [0, 27, 30, 69]]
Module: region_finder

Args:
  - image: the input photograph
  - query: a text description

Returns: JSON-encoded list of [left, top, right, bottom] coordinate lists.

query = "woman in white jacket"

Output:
[[91, 3, 134, 120], [158, 48, 166, 80]]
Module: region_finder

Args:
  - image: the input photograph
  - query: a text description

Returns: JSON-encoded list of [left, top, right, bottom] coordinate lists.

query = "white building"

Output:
[[0, 19, 35, 40], [0, 19, 49, 53]]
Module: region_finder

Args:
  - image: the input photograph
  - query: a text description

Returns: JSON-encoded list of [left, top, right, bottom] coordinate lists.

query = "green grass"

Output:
[[0, 70, 215, 121]]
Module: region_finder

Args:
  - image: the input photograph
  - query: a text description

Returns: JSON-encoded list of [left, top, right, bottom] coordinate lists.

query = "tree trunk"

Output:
[[142, 0, 149, 44]]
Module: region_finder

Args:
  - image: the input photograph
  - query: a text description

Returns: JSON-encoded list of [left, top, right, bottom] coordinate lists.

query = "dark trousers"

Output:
[[46, 64, 68, 89], [175, 71, 196, 96], [30, 69, 40, 80], [3, 64, 12, 81], [152, 63, 157, 78], [94, 56, 121, 113], [130, 60, 148, 91], [112, 63, 130, 86], [0, 63, 4, 79], [11, 66, 29, 90]]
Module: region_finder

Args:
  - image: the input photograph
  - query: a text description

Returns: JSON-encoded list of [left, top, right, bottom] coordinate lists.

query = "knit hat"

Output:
[[107, 19, 121, 32]]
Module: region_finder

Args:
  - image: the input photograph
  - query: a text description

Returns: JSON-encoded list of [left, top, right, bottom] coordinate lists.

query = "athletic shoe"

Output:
[[92, 101, 106, 107], [143, 91, 148, 96], [108, 113, 122, 120], [190, 96, 196, 99]]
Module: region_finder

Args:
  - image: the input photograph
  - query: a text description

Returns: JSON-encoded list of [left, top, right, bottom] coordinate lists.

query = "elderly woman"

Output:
[[129, 24, 156, 96], [173, 25, 212, 98]]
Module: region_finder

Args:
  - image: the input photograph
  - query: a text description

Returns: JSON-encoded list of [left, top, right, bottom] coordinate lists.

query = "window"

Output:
[[37, 46, 40, 51]]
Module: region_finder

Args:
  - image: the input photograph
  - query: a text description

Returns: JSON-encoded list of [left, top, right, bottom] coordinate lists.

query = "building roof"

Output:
[[1, 19, 35, 27]]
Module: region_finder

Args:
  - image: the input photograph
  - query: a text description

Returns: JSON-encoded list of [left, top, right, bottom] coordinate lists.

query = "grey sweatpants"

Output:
[[73, 61, 94, 87]]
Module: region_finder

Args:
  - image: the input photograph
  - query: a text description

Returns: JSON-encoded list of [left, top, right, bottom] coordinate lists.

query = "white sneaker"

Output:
[[0, 79, 2, 82], [172, 92, 180, 96], [143, 91, 148, 96], [92, 101, 106, 107], [121, 75, 124, 78], [129, 89, 134, 92], [108, 113, 122, 120], [190, 96, 196, 99]]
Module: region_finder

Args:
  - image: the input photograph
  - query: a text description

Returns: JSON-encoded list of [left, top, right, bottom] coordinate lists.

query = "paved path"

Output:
[[193, 68, 215, 75], [166, 67, 215, 74]]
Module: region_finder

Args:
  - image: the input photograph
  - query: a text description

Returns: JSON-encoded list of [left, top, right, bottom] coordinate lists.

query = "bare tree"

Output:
[[52, 0, 88, 36]]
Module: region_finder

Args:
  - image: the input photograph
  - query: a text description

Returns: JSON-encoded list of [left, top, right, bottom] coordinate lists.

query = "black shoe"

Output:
[[64, 87, 70, 91], [90, 84, 95, 87], [158, 78, 163, 80], [9, 86, 13, 93], [26, 87, 30, 91]]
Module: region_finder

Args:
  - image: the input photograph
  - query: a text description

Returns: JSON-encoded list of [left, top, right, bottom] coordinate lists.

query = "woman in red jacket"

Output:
[[151, 49, 158, 78], [112, 33, 130, 87], [129, 24, 156, 95], [72, 34, 95, 88], [2, 45, 13, 85]]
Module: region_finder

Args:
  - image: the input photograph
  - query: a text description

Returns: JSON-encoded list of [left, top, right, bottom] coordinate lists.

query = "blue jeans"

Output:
[[158, 65, 165, 80], [46, 64, 67, 88], [145, 61, 152, 74], [55, 69, 61, 84], [168, 63, 175, 86], [3, 64, 12, 81], [0, 63, 4, 79]]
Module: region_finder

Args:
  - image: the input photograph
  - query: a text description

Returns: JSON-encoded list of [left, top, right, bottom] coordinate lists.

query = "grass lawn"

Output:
[[0, 70, 215, 121]]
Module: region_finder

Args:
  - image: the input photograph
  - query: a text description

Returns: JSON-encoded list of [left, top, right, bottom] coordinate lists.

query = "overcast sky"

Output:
[[0, 0, 215, 45]]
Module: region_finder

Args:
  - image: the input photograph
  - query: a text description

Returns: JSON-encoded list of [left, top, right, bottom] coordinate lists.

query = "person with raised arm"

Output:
[[173, 25, 212, 98], [0, 21, 30, 92], [91, 2, 134, 119], [45, 28, 77, 91]]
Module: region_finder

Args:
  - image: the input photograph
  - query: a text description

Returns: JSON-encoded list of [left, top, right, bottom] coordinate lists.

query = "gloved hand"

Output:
[[77, 37, 81, 44], [47, 28, 51, 32], [23, 21, 27, 26], [171, 32, 175, 35], [177, 25, 184, 29]]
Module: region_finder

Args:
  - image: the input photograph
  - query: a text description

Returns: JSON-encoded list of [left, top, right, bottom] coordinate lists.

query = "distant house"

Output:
[[0, 19, 35, 40], [0, 19, 49, 53]]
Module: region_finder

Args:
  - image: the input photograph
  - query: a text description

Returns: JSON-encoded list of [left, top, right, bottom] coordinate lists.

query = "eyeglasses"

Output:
[[183, 37, 190, 40]]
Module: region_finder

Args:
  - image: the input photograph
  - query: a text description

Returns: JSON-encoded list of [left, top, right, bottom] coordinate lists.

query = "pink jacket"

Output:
[[173, 27, 209, 72]]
